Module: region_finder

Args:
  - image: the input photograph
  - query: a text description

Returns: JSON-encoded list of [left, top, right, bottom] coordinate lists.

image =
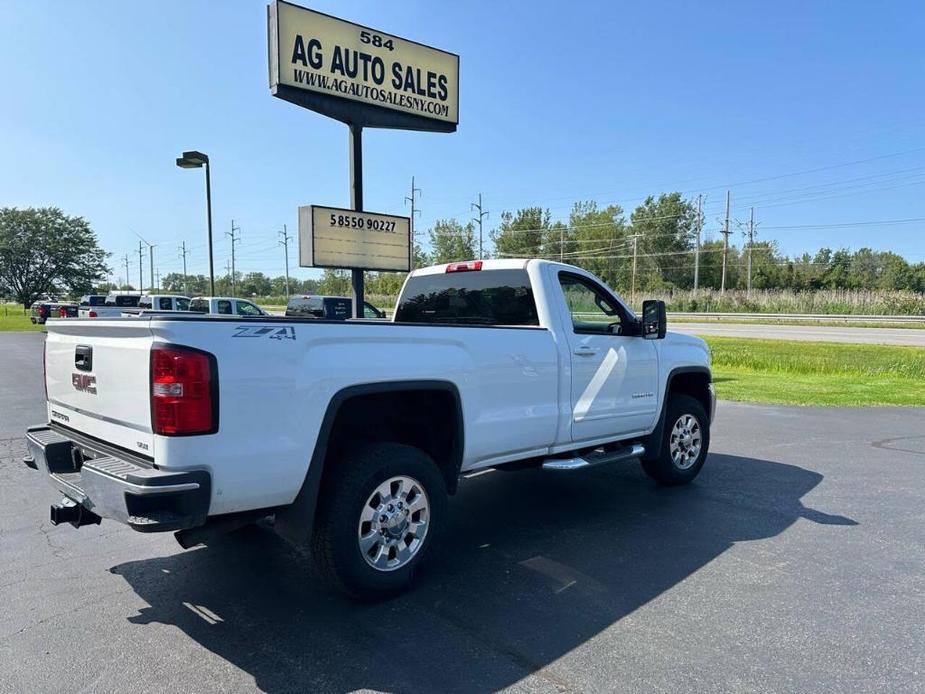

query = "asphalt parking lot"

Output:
[[1, 331, 923, 693]]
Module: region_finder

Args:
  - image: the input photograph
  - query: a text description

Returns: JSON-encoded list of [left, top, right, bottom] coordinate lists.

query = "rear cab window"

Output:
[[287, 297, 324, 317], [106, 295, 141, 307], [79, 296, 106, 307], [395, 269, 539, 326]]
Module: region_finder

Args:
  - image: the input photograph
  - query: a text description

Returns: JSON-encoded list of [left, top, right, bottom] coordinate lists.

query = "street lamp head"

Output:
[[176, 150, 209, 168]]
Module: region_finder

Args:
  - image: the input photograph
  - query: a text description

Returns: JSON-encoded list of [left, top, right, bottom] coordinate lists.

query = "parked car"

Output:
[[284, 295, 385, 320], [30, 301, 78, 323], [78, 295, 107, 310], [25, 259, 714, 599], [187, 296, 270, 316], [79, 291, 143, 318]]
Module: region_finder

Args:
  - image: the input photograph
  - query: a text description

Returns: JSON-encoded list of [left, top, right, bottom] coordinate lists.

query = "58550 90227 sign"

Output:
[[299, 205, 411, 272], [268, 0, 459, 132]]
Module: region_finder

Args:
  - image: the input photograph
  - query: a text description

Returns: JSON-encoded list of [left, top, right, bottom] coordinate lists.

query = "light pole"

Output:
[[176, 150, 215, 295]]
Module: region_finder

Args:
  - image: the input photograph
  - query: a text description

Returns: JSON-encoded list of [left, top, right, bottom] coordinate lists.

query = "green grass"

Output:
[[671, 316, 925, 330], [706, 337, 925, 406], [0, 308, 42, 332]]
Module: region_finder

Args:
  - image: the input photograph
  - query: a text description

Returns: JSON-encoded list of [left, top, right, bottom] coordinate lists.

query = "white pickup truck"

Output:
[[25, 259, 714, 598]]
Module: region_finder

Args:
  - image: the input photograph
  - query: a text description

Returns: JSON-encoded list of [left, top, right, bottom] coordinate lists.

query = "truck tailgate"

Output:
[[44, 319, 155, 456]]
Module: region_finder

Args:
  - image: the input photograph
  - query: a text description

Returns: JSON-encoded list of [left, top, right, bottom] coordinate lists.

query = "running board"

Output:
[[542, 443, 645, 471]]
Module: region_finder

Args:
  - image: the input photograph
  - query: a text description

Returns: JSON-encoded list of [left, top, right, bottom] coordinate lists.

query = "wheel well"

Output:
[[324, 387, 464, 495], [668, 370, 712, 417], [641, 368, 711, 462]]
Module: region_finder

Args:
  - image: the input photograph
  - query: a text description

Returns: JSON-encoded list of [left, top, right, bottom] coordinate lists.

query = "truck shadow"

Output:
[[110, 453, 855, 693]]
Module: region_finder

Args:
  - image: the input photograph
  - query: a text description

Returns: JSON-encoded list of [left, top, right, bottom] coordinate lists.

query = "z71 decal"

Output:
[[232, 326, 296, 341]]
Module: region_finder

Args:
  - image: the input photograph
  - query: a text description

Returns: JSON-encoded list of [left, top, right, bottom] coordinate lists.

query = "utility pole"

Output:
[[693, 194, 703, 292], [279, 224, 292, 298], [629, 233, 643, 307], [746, 207, 757, 297], [178, 242, 189, 296], [148, 245, 155, 292], [471, 193, 489, 260], [122, 254, 130, 290], [720, 190, 731, 293], [404, 176, 421, 269], [226, 220, 241, 297], [135, 232, 155, 293], [137, 241, 143, 292], [155, 270, 161, 292]]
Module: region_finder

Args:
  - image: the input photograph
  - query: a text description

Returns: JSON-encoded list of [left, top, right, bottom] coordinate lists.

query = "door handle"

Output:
[[75, 345, 93, 372], [573, 346, 598, 356]]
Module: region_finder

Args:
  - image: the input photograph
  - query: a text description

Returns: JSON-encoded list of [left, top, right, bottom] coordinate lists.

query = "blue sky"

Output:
[[1, 0, 923, 284]]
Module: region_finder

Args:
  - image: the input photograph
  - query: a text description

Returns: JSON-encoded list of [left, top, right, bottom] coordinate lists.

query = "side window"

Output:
[[158, 297, 173, 310], [217, 300, 233, 315], [175, 297, 190, 311], [236, 301, 261, 316], [189, 299, 207, 313], [363, 302, 383, 319], [138, 296, 152, 309], [558, 273, 622, 335]]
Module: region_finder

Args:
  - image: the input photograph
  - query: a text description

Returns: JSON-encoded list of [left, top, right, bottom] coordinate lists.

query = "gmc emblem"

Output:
[[72, 373, 97, 394]]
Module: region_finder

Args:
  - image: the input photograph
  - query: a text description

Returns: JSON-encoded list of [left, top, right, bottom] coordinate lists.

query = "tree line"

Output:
[[416, 193, 925, 295], [4, 202, 924, 309]]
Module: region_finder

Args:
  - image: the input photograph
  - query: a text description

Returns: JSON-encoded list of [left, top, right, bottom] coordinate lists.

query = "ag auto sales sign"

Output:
[[268, 1, 459, 132]]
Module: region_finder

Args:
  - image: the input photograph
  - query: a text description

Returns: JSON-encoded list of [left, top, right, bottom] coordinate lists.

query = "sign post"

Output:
[[349, 124, 364, 314], [268, 0, 458, 317]]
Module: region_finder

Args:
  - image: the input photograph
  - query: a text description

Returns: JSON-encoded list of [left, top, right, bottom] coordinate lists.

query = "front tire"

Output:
[[642, 394, 710, 486], [311, 442, 447, 600]]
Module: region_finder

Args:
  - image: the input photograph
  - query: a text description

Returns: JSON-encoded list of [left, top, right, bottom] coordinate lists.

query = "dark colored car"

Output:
[[79, 295, 107, 308], [30, 301, 78, 324], [284, 295, 385, 320]]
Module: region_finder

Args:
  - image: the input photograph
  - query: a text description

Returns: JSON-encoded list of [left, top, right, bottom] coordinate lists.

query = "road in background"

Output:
[[672, 322, 925, 346], [1, 331, 924, 692]]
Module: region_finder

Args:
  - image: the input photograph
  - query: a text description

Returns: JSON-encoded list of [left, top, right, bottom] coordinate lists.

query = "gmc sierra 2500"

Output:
[[25, 259, 714, 598]]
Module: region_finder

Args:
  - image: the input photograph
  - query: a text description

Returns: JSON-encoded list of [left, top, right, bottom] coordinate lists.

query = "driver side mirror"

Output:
[[641, 300, 667, 339]]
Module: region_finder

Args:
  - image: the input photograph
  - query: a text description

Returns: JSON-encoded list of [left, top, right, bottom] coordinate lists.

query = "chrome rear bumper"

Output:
[[25, 425, 210, 532]]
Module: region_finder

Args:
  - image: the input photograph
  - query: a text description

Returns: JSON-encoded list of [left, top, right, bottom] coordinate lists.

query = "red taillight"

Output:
[[88, 310, 97, 318], [58, 307, 68, 318], [39, 306, 48, 317], [150, 345, 216, 436], [445, 260, 483, 273]]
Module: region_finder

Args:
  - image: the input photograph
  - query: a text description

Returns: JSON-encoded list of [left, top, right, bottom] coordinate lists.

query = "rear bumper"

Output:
[[24, 425, 210, 532]]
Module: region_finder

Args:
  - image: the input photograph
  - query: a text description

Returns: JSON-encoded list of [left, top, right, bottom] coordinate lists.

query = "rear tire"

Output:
[[642, 394, 710, 486], [311, 442, 447, 600]]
